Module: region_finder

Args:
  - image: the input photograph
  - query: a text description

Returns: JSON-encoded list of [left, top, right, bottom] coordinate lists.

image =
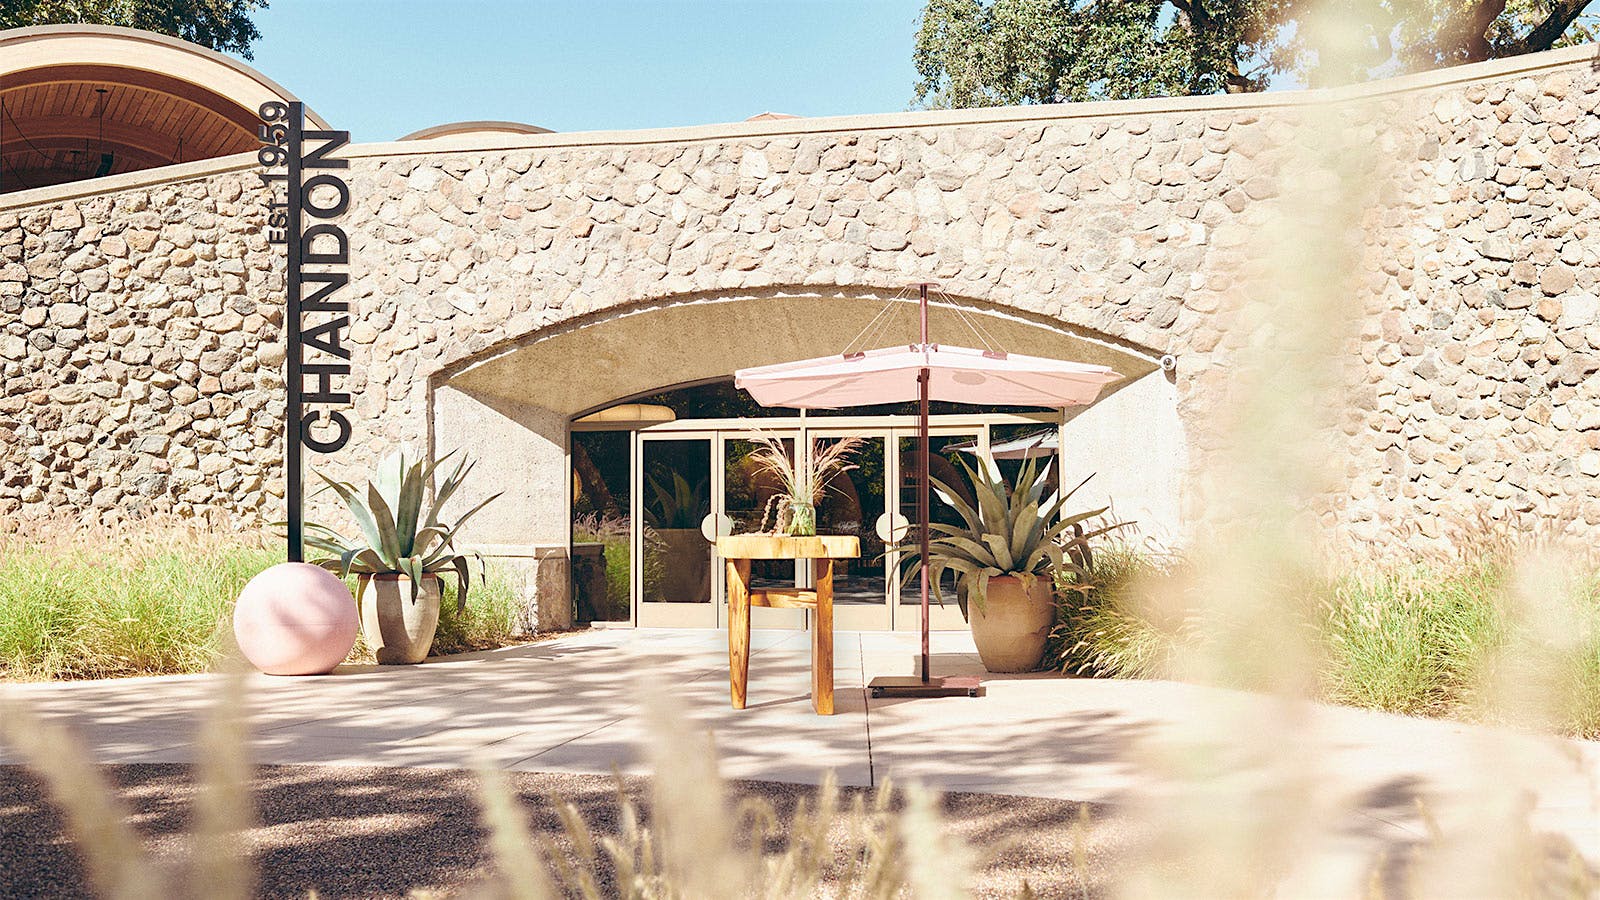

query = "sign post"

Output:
[[258, 101, 354, 562]]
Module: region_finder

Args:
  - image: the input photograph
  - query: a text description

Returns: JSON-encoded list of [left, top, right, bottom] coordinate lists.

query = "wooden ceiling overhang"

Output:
[[0, 24, 322, 194]]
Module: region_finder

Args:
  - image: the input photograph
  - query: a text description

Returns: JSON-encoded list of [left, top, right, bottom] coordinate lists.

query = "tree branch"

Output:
[[1441, 0, 1507, 63], [1510, 0, 1591, 55], [1171, 0, 1255, 93]]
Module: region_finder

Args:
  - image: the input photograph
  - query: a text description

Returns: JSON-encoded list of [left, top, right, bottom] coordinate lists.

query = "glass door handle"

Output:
[[700, 513, 732, 542], [875, 512, 909, 542]]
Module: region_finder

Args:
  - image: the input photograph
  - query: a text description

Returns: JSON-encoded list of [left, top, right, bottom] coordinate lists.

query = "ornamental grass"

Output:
[[0, 515, 523, 681]]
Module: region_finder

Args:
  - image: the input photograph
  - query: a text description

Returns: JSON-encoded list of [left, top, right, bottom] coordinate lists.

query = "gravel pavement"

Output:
[[0, 764, 1128, 898]]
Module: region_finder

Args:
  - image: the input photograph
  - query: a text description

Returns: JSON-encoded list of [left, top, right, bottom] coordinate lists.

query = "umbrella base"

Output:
[[867, 675, 981, 699]]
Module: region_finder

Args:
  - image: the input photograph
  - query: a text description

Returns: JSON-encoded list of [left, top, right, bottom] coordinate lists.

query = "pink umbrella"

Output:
[[735, 284, 1121, 697]]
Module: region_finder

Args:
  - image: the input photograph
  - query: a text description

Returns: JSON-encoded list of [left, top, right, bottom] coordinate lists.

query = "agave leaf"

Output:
[[417, 448, 457, 493], [929, 476, 982, 534], [419, 537, 457, 570], [1024, 541, 1066, 576], [412, 524, 452, 559], [446, 490, 504, 541], [397, 555, 424, 604], [315, 470, 386, 559], [924, 534, 999, 568], [375, 447, 409, 517], [980, 533, 1015, 571], [394, 454, 426, 557], [337, 546, 367, 579], [1076, 521, 1133, 543], [449, 554, 473, 613], [1057, 506, 1111, 530], [302, 524, 351, 546], [303, 535, 350, 559], [366, 481, 402, 569], [1026, 457, 1054, 505], [959, 456, 1009, 537], [973, 449, 1003, 487], [428, 456, 474, 530], [1060, 472, 1094, 503], [1010, 498, 1042, 560]]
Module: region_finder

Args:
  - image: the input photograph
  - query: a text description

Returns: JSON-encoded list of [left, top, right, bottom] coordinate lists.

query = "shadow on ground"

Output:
[[0, 763, 1130, 899]]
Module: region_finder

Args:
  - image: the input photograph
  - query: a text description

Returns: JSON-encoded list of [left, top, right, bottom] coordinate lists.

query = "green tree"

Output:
[[913, 0, 1600, 107], [0, 0, 268, 59]]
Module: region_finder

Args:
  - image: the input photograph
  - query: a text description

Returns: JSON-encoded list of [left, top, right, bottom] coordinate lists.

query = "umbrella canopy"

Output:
[[731, 283, 1123, 696], [735, 344, 1119, 409]]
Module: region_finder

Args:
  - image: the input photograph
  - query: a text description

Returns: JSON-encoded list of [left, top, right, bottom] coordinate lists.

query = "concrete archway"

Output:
[[430, 290, 1186, 627]]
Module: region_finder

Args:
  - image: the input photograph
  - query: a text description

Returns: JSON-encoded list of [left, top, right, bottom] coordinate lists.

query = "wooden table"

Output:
[[715, 534, 860, 716]]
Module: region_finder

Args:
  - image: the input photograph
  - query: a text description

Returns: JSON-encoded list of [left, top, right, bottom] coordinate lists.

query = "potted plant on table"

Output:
[[304, 446, 499, 664], [747, 435, 865, 536], [900, 454, 1121, 673]]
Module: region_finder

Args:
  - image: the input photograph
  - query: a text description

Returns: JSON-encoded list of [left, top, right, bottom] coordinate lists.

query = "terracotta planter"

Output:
[[968, 575, 1055, 673], [358, 574, 441, 664]]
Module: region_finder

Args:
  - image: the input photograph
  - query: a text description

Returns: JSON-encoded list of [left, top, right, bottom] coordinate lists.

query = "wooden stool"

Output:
[[715, 534, 860, 716]]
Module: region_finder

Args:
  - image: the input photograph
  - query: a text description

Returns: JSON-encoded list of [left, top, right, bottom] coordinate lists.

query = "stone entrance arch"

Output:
[[429, 288, 1186, 630]]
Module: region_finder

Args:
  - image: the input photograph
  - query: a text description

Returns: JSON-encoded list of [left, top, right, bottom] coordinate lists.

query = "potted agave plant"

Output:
[[900, 453, 1121, 673], [747, 435, 864, 536], [305, 446, 500, 665]]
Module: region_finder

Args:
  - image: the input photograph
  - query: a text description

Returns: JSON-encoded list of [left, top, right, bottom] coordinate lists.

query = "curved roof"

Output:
[[399, 120, 554, 141], [0, 24, 325, 193]]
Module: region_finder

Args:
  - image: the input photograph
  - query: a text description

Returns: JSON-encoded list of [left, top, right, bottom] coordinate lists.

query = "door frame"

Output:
[[578, 409, 1064, 630], [635, 430, 719, 628]]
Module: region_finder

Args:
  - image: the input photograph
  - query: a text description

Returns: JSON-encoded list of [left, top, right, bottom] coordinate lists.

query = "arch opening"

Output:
[[431, 292, 1187, 632]]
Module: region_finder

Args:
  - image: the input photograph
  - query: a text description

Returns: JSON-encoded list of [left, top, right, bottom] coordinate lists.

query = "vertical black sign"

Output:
[[259, 101, 354, 562]]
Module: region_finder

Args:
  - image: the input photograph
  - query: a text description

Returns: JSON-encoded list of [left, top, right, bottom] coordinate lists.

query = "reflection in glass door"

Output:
[[722, 434, 805, 629], [896, 430, 982, 631], [637, 436, 715, 627], [571, 430, 632, 624], [814, 432, 893, 631]]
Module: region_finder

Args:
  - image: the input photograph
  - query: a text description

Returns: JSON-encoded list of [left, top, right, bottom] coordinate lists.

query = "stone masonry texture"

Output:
[[5, 49, 1600, 563]]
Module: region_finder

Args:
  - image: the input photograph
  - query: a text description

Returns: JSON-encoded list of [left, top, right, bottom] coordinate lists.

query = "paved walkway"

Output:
[[6, 627, 1600, 890]]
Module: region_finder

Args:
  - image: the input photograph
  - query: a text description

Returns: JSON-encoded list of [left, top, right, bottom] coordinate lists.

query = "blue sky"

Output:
[[242, 1, 926, 142]]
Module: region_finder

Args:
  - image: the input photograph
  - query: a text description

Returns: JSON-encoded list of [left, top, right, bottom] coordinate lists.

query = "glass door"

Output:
[[721, 433, 805, 629], [636, 433, 716, 628], [812, 430, 895, 631], [571, 430, 633, 625], [894, 427, 984, 632]]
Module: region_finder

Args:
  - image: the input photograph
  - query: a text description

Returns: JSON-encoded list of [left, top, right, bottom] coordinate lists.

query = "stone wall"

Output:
[[5, 45, 1600, 591], [1, 173, 285, 525], [1333, 69, 1600, 547]]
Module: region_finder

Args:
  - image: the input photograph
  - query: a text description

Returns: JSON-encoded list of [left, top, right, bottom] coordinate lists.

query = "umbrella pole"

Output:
[[919, 283, 931, 683], [865, 281, 980, 700]]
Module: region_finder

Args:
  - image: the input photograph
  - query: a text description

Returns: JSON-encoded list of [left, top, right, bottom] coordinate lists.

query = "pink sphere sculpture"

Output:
[[233, 562, 358, 675]]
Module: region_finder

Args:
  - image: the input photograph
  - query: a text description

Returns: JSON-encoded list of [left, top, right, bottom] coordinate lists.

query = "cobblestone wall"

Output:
[[1, 175, 285, 525], [1334, 69, 1600, 547], [4, 48, 1600, 563]]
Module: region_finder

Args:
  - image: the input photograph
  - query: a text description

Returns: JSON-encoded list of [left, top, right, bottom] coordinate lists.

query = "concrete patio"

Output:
[[6, 627, 1600, 889]]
